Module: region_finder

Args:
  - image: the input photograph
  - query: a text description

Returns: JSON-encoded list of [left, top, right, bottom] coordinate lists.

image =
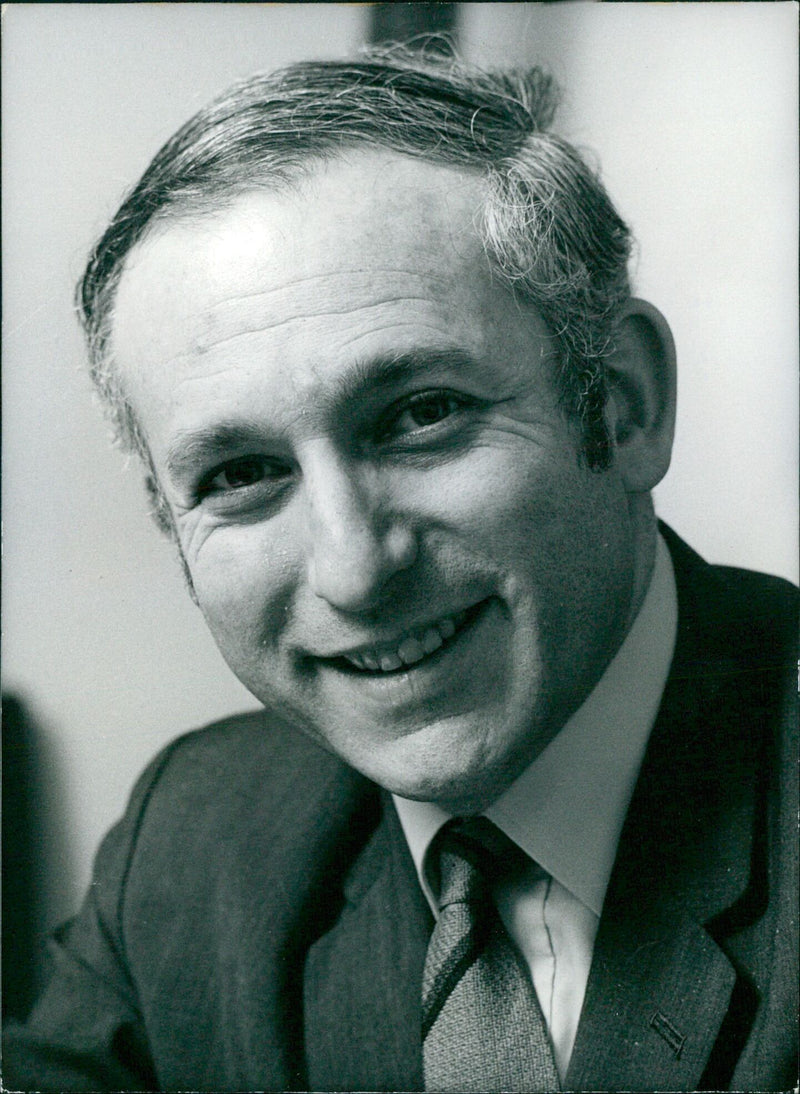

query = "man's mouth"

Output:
[[330, 605, 481, 675]]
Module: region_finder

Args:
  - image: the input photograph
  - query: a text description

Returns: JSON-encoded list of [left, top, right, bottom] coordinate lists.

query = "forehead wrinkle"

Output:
[[193, 295, 443, 356], [336, 323, 465, 363], [191, 267, 463, 353], [207, 266, 454, 305]]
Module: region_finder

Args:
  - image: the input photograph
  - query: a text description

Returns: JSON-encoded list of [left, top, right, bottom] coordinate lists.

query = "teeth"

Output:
[[421, 628, 445, 655], [342, 611, 467, 673], [398, 635, 427, 664]]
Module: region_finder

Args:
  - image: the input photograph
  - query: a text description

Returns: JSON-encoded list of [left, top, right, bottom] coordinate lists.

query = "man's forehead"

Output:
[[111, 152, 500, 362], [125, 149, 487, 280], [295, 148, 487, 236]]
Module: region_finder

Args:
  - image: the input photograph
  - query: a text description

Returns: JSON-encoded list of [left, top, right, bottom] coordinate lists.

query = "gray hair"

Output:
[[78, 46, 632, 529]]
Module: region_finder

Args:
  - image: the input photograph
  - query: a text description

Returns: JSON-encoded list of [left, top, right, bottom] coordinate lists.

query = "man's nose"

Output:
[[303, 454, 417, 612]]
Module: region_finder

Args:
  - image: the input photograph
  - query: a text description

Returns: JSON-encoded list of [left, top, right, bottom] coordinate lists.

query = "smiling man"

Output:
[[5, 52, 797, 1093]]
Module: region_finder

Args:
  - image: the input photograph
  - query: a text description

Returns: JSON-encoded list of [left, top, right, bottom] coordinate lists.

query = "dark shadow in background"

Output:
[[3, 694, 46, 1021], [369, 2, 458, 50]]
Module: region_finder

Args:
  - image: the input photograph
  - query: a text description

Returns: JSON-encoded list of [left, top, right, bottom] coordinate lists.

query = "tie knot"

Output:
[[428, 817, 528, 911]]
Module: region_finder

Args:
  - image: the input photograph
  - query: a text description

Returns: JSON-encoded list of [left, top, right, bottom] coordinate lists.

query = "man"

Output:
[[4, 50, 797, 1092]]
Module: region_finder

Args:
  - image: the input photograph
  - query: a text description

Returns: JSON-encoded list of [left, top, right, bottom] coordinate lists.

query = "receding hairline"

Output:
[[108, 149, 559, 414], [123, 142, 491, 240], [105, 147, 514, 380]]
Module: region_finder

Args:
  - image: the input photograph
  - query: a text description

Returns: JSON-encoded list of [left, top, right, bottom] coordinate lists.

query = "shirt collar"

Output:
[[393, 533, 678, 917]]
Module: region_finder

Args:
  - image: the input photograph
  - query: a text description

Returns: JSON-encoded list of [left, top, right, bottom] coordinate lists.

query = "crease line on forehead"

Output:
[[194, 296, 440, 354], [205, 267, 455, 306]]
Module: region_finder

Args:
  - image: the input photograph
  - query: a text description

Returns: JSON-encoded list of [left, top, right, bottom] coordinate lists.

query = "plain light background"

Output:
[[3, 2, 797, 938]]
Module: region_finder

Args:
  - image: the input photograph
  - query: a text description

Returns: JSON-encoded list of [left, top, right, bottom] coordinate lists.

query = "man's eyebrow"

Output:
[[336, 348, 481, 404], [166, 421, 268, 481]]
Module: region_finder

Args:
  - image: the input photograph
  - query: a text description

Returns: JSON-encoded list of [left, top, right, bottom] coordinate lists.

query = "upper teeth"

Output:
[[344, 612, 465, 672]]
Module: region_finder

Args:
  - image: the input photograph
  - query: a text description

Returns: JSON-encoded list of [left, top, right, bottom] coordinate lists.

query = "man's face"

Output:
[[112, 152, 639, 813]]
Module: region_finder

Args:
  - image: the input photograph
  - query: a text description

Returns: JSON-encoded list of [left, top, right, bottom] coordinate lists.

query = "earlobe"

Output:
[[604, 298, 677, 493]]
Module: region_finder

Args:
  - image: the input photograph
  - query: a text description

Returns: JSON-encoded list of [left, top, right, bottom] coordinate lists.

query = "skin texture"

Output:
[[111, 151, 675, 814]]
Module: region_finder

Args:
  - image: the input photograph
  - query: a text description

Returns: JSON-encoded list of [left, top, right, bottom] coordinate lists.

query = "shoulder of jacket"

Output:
[[136, 708, 364, 818], [660, 521, 797, 672]]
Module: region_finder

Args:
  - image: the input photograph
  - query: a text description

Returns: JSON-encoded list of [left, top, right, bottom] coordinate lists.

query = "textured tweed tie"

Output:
[[421, 817, 560, 1093]]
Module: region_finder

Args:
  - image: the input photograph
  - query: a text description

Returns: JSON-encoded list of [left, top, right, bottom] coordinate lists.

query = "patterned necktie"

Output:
[[422, 817, 561, 1093]]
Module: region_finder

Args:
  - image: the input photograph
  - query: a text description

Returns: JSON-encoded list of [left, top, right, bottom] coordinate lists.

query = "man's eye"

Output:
[[199, 456, 273, 496], [382, 391, 467, 439]]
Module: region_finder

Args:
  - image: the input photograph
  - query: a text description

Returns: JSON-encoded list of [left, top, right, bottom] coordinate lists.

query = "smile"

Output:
[[333, 607, 475, 674]]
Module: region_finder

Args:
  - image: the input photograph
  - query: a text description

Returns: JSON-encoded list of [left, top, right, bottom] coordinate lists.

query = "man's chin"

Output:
[[388, 773, 512, 816], [290, 703, 546, 813], [349, 738, 525, 816]]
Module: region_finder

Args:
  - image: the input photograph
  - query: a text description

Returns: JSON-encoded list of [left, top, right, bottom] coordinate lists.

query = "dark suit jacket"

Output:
[[4, 528, 798, 1092]]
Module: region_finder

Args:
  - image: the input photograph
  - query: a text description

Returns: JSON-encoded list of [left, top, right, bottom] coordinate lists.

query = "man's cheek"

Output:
[[194, 566, 282, 662], [190, 557, 256, 640]]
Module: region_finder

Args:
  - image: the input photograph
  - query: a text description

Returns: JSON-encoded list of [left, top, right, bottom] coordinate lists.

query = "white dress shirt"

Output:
[[393, 534, 678, 1081]]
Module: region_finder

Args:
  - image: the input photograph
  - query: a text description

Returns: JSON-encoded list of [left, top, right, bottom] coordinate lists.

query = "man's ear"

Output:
[[604, 298, 677, 492]]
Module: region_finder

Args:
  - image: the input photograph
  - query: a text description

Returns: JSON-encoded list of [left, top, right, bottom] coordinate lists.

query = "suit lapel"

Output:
[[303, 795, 432, 1092], [568, 531, 765, 1092], [566, 906, 737, 1091]]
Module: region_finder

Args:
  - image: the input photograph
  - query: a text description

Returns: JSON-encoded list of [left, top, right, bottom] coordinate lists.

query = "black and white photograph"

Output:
[[2, 3, 797, 1091]]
